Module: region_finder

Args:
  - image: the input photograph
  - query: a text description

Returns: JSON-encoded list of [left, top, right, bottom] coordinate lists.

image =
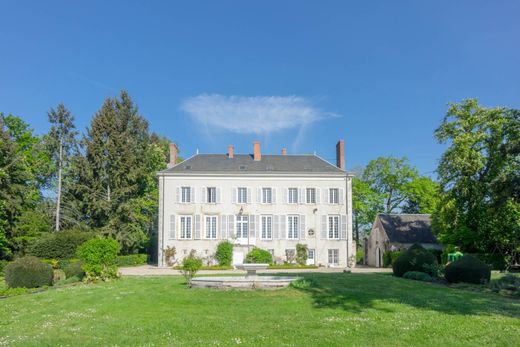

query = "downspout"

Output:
[[160, 175, 166, 267]]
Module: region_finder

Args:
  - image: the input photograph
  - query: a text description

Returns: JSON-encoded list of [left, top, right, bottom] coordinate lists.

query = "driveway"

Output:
[[119, 265, 392, 276]]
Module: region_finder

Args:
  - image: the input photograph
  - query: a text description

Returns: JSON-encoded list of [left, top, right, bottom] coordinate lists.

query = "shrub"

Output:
[[445, 255, 491, 284], [245, 247, 273, 264], [215, 241, 233, 266], [53, 269, 66, 283], [116, 254, 147, 267], [383, 251, 402, 267], [28, 230, 96, 259], [164, 246, 177, 266], [296, 244, 308, 266], [392, 244, 437, 277], [42, 258, 60, 269], [181, 251, 202, 286], [356, 249, 364, 264], [76, 238, 120, 282], [55, 275, 82, 286], [0, 260, 9, 275], [403, 271, 433, 282], [63, 260, 85, 279], [4, 256, 53, 288], [490, 274, 520, 296]]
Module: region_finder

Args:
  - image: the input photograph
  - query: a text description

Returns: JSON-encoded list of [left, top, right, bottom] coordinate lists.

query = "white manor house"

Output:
[[157, 140, 355, 268]]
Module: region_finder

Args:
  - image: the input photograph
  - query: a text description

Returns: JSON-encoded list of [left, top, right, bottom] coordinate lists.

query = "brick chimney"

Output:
[[253, 141, 261, 161], [281, 148, 287, 155], [228, 145, 234, 158], [168, 143, 178, 168], [336, 139, 345, 170]]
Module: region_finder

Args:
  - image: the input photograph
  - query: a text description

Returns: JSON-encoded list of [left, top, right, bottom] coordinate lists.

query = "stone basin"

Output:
[[235, 263, 269, 278]]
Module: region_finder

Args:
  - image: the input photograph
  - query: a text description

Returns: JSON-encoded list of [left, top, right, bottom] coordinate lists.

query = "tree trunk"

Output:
[[55, 138, 63, 232]]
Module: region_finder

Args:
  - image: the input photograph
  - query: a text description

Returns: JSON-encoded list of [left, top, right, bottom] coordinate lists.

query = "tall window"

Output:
[[180, 216, 192, 239], [262, 188, 272, 204], [261, 215, 272, 239], [328, 249, 339, 265], [306, 188, 316, 204], [329, 188, 339, 204], [328, 215, 340, 239], [207, 187, 216, 203], [237, 187, 247, 204], [308, 249, 315, 261], [181, 187, 191, 203], [288, 188, 298, 204], [205, 216, 217, 239], [236, 215, 249, 238], [287, 215, 299, 239]]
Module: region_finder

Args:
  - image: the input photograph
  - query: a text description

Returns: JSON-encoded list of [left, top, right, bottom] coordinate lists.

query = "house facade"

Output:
[[157, 141, 355, 268]]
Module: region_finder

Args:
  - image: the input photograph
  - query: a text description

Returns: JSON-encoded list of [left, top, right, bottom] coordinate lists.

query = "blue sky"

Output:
[[1, 1, 519, 176]]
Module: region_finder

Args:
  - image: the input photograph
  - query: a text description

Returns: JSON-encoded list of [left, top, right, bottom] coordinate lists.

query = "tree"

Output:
[[45, 103, 78, 231], [402, 177, 439, 214], [352, 177, 384, 244], [434, 99, 520, 268], [362, 157, 418, 213]]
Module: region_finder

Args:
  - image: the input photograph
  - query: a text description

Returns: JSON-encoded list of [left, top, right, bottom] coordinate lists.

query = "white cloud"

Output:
[[181, 94, 336, 135]]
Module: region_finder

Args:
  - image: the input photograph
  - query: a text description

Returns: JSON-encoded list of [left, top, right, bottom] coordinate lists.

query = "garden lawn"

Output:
[[1, 273, 519, 346]]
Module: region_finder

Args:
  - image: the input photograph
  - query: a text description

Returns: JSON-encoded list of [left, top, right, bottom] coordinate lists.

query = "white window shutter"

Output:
[[339, 188, 344, 205], [325, 188, 330, 204], [257, 188, 262, 203], [169, 215, 176, 239], [216, 188, 221, 203], [220, 215, 226, 239], [194, 214, 201, 239], [191, 186, 195, 203], [176, 187, 180, 203], [273, 215, 279, 239], [232, 188, 237, 203], [280, 215, 287, 239], [272, 188, 276, 203], [249, 214, 255, 237], [321, 215, 327, 239], [316, 187, 321, 204], [300, 215, 306, 239], [284, 188, 288, 203], [341, 215, 347, 239], [228, 214, 235, 239], [299, 188, 305, 204], [202, 187, 207, 203], [247, 188, 252, 203]]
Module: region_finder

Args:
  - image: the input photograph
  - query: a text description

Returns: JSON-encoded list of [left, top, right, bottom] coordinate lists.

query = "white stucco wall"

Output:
[[157, 173, 354, 268]]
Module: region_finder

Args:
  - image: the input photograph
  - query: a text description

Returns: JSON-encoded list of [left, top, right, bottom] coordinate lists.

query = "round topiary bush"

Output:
[[392, 244, 437, 277], [76, 238, 120, 281], [245, 247, 273, 264], [403, 271, 432, 282], [444, 255, 491, 284], [4, 256, 54, 288], [215, 241, 233, 266]]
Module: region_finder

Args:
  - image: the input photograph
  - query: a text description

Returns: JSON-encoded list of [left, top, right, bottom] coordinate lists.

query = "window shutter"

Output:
[[232, 188, 237, 203], [300, 215, 306, 240], [257, 188, 262, 203], [324, 189, 329, 204], [191, 187, 195, 203], [176, 187, 180, 203], [316, 188, 321, 204], [216, 188, 221, 203], [298, 188, 304, 204], [228, 215, 235, 239], [283, 188, 288, 203], [272, 188, 276, 203], [280, 215, 287, 239], [194, 214, 201, 239], [202, 187, 207, 203], [341, 215, 347, 239], [273, 215, 279, 239], [169, 215, 176, 239], [339, 188, 344, 205], [249, 214, 255, 237], [220, 215, 226, 239], [247, 188, 252, 203], [321, 215, 327, 239]]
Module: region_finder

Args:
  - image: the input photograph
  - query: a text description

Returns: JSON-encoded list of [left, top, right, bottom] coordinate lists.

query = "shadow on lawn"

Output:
[[285, 272, 520, 318]]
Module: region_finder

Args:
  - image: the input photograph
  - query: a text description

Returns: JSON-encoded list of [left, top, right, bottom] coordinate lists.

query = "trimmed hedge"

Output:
[[392, 244, 437, 277], [4, 256, 54, 288], [403, 271, 432, 282], [28, 230, 96, 259], [215, 241, 233, 266], [77, 238, 120, 281], [116, 254, 147, 267], [245, 247, 273, 264], [445, 255, 491, 284]]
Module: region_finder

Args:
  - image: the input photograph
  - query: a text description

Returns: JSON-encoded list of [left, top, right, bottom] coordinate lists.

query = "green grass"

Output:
[[1, 273, 519, 346]]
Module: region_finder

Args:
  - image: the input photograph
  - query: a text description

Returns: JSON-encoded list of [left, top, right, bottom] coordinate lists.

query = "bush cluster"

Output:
[[403, 271, 432, 282], [383, 251, 402, 267], [28, 230, 96, 259], [245, 247, 273, 264], [4, 256, 53, 288], [116, 254, 147, 267], [445, 255, 491, 284], [215, 241, 233, 266], [76, 238, 120, 281], [392, 244, 437, 277], [181, 251, 202, 286]]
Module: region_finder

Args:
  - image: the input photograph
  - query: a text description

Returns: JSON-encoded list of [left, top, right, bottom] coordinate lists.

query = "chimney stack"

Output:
[[281, 148, 287, 155], [336, 139, 345, 170], [228, 145, 234, 158], [253, 141, 261, 161], [168, 143, 179, 168]]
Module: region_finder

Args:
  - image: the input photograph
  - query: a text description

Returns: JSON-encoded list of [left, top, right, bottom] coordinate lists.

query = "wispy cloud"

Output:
[[181, 94, 337, 136]]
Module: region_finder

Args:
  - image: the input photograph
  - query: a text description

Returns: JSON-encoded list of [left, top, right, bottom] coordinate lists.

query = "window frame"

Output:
[[260, 215, 273, 239], [179, 215, 192, 239], [205, 215, 217, 239], [287, 215, 299, 239], [207, 187, 216, 203], [262, 187, 272, 204], [328, 215, 340, 239], [306, 188, 316, 204], [328, 249, 339, 265], [237, 187, 247, 204], [236, 214, 249, 238], [181, 186, 191, 203], [288, 188, 298, 204], [329, 188, 339, 204]]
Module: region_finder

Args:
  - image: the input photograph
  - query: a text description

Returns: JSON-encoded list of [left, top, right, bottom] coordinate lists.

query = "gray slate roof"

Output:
[[161, 154, 346, 175], [378, 214, 438, 244]]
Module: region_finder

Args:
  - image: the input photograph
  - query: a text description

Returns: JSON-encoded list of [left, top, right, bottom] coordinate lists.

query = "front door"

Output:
[[307, 249, 315, 265]]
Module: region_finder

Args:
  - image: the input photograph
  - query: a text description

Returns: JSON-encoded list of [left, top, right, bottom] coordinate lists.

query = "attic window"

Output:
[[185, 165, 192, 170], [239, 165, 247, 171]]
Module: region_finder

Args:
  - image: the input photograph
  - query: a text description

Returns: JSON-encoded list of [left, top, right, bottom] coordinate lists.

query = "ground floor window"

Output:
[[328, 249, 339, 265], [261, 215, 273, 239], [236, 215, 249, 238], [180, 216, 192, 239], [308, 249, 315, 261], [205, 216, 217, 239]]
